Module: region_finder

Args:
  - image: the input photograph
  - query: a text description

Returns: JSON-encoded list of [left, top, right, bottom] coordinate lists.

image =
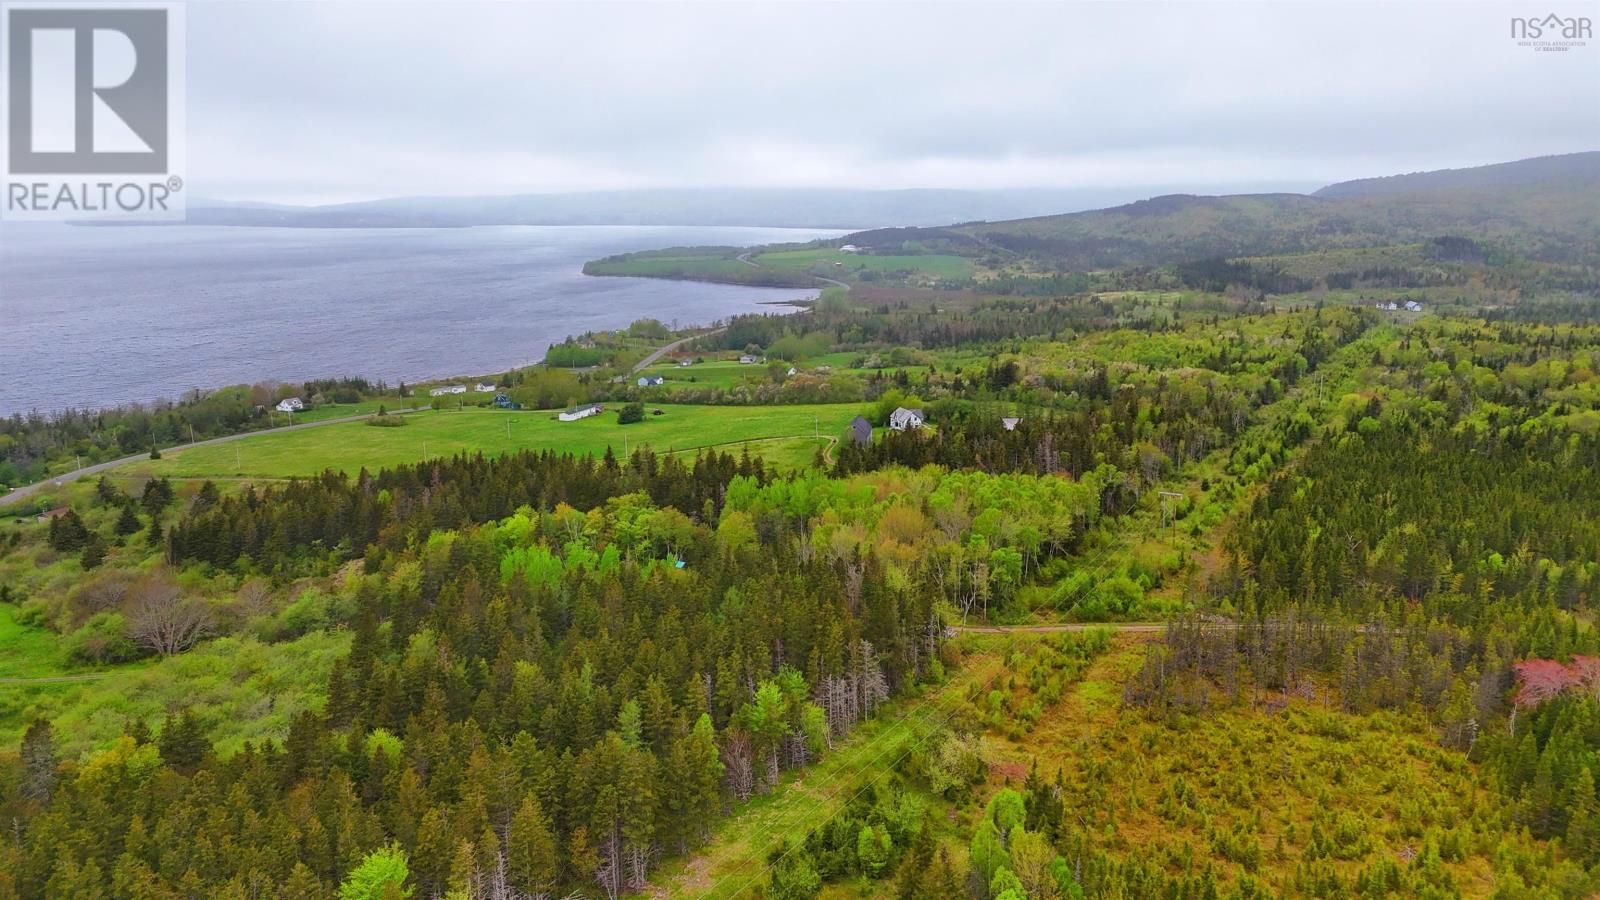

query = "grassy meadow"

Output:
[[126, 403, 865, 479], [751, 248, 974, 279]]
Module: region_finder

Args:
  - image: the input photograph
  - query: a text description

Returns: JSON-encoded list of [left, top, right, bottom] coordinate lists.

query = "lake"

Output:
[[0, 224, 845, 415]]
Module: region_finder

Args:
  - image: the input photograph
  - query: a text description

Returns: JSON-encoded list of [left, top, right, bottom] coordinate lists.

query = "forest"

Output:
[[4, 258, 1600, 899]]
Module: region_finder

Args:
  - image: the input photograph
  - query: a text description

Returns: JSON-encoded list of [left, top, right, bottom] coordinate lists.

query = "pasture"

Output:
[[127, 403, 865, 478], [752, 248, 974, 279]]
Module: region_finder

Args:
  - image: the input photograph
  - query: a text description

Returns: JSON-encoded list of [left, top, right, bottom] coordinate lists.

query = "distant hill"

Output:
[[1313, 151, 1600, 199], [843, 153, 1600, 268], [180, 184, 1314, 231]]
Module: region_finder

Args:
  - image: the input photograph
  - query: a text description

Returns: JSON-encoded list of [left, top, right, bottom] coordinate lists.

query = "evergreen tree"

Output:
[[506, 795, 557, 898], [157, 710, 210, 774], [80, 533, 107, 569], [20, 718, 56, 802], [114, 502, 143, 536], [1565, 765, 1600, 866], [47, 509, 90, 552]]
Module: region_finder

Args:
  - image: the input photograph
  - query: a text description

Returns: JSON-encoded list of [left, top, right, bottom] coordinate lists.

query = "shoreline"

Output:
[[0, 287, 816, 498], [3, 284, 819, 420]]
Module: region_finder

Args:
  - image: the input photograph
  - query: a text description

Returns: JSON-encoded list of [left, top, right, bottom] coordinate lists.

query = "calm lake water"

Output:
[[0, 224, 845, 415]]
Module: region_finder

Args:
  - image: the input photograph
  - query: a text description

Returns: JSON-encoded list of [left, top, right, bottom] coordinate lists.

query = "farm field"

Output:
[[125, 403, 865, 478], [751, 248, 974, 279]]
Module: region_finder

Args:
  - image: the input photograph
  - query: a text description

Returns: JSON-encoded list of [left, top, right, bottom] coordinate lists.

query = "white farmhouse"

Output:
[[474, 382, 497, 393], [275, 397, 304, 413], [888, 407, 925, 431], [430, 384, 468, 397]]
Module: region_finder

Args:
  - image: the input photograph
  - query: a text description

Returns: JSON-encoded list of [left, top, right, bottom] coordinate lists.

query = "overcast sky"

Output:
[[183, 0, 1600, 204]]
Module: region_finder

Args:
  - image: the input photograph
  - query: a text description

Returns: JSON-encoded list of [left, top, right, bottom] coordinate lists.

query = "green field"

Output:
[[0, 604, 76, 680], [127, 403, 865, 478], [752, 248, 974, 279], [638, 359, 776, 389]]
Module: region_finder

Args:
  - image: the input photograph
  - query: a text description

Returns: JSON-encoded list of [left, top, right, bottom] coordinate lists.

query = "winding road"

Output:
[[613, 327, 727, 383], [0, 407, 426, 509]]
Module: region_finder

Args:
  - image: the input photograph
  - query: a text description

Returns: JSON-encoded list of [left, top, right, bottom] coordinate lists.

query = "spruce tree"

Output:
[[20, 718, 56, 802], [506, 796, 557, 898], [114, 502, 142, 537]]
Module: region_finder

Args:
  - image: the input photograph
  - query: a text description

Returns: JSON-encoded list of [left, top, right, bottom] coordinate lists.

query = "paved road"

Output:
[[0, 407, 426, 509], [614, 328, 727, 383]]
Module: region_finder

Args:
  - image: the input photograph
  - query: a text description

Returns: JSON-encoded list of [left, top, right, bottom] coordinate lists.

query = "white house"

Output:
[[738, 354, 760, 364], [1001, 416, 1022, 431], [474, 382, 497, 393], [840, 244, 861, 253], [888, 407, 925, 431], [275, 397, 304, 413], [637, 375, 665, 387], [1404, 300, 1423, 312], [430, 384, 468, 397], [559, 403, 602, 422], [678, 359, 693, 367]]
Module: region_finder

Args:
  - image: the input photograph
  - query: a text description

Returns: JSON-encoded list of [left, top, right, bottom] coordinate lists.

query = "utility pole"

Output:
[[189, 424, 196, 445], [235, 444, 241, 470], [1159, 491, 1184, 533]]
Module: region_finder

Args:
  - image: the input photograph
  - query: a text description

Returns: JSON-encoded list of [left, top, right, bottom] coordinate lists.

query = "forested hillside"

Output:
[[6, 165, 1600, 897]]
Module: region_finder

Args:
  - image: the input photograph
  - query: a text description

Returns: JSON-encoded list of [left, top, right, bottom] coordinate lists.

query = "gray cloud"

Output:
[[182, 0, 1600, 203]]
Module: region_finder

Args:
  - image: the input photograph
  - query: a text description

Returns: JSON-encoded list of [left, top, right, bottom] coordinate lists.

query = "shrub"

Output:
[[68, 612, 141, 664]]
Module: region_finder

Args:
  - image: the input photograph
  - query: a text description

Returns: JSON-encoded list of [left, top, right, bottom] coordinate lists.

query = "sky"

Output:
[[179, 0, 1600, 204]]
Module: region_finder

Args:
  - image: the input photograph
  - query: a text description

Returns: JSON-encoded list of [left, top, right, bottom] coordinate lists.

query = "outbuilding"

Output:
[[847, 415, 873, 446], [559, 403, 602, 422]]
